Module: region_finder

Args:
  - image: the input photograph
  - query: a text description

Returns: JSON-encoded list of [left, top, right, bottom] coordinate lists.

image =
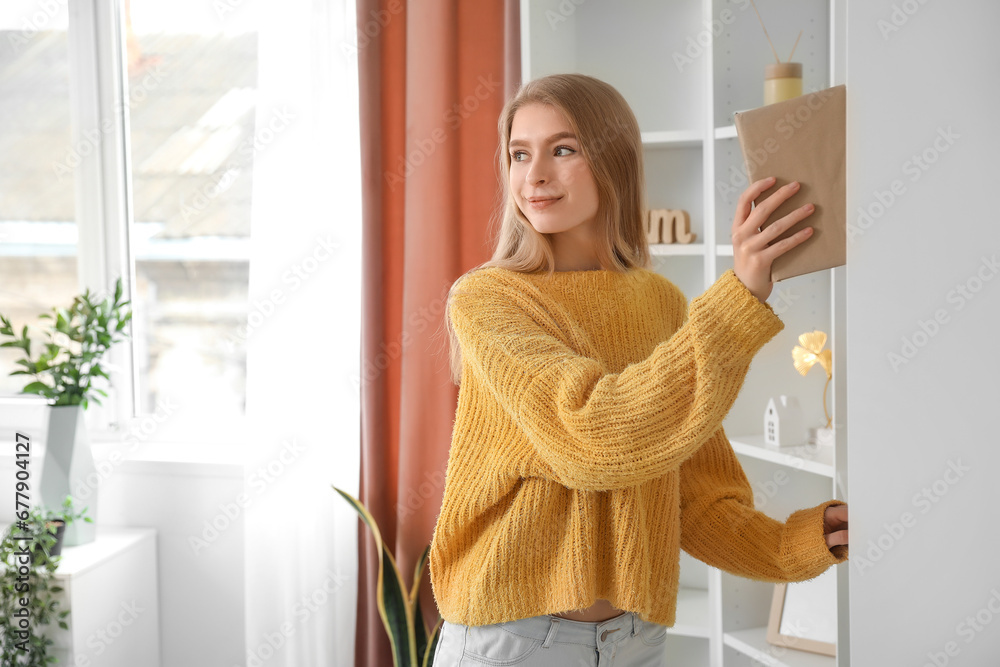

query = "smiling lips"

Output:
[[527, 196, 562, 210]]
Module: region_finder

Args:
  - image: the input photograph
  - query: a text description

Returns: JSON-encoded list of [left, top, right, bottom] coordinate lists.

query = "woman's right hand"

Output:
[[731, 177, 816, 303]]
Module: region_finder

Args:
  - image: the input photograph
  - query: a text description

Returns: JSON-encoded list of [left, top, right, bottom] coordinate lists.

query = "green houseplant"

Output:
[[0, 277, 132, 546], [0, 496, 92, 666], [0, 277, 132, 409], [332, 486, 442, 667]]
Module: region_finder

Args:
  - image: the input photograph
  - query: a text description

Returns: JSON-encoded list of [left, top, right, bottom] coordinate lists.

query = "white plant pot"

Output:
[[40, 404, 97, 546]]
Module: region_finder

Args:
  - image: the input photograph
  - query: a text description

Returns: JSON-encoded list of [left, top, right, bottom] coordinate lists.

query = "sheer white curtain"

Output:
[[244, 0, 360, 665]]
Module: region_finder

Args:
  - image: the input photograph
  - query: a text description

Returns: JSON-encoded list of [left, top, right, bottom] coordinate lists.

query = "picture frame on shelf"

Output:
[[766, 567, 837, 657]]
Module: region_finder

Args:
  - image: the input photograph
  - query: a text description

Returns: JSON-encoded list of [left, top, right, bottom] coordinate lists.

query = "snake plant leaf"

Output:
[[411, 544, 430, 656], [381, 548, 415, 666], [332, 485, 416, 666], [422, 617, 442, 667]]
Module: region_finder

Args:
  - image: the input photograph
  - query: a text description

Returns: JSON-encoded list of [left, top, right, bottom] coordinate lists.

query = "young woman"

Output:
[[429, 73, 849, 667]]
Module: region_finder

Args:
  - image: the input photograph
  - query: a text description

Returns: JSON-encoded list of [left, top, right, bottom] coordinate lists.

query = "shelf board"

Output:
[[667, 586, 711, 639], [641, 129, 702, 148], [650, 243, 704, 256], [714, 124, 738, 140], [728, 434, 835, 478], [648, 243, 735, 257], [724, 627, 834, 667]]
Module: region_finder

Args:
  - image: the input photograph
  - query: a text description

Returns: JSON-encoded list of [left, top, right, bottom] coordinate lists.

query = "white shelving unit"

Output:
[[521, 1, 847, 666]]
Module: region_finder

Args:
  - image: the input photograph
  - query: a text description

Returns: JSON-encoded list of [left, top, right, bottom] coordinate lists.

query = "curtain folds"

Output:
[[356, 1, 521, 665]]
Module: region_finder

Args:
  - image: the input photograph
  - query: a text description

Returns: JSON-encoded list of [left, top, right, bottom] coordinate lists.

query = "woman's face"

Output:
[[508, 103, 599, 237]]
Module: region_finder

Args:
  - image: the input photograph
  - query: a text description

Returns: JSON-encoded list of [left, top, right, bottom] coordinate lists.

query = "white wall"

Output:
[[846, 1, 1000, 663], [95, 451, 247, 667], [0, 415, 246, 667]]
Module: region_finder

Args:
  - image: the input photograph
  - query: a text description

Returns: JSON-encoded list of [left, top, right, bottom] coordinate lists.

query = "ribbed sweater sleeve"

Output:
[[679, 427, 849, 580], [448, 268, 784, 491]]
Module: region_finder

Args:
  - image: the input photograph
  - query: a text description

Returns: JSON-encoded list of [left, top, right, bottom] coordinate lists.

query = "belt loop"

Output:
[[542, 617, 560, 648], [631, 612, 638, 637]]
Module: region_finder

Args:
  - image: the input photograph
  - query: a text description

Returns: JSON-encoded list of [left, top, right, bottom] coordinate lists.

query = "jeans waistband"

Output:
[[494, 611, 640, 649]]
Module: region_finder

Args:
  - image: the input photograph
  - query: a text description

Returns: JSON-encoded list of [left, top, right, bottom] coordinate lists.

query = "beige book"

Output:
[[733, 84, 846, 282]]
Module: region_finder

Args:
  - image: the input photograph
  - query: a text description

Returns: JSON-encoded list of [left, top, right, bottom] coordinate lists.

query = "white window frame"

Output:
[[0, 0, 250, 452], [68, 0, 138, 435]]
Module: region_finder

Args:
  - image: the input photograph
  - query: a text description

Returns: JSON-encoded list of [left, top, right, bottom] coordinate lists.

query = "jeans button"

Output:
[[600, 629, 609, 641]]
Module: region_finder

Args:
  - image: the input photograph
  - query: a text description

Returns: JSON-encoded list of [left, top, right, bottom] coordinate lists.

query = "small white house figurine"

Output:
[[764, 395, 808, 447]]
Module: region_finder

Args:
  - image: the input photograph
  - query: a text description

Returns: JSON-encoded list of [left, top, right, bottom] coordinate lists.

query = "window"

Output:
[[0, 6, 81, 397], [0, 0, 259, 444], [125, 1, 257, 425]]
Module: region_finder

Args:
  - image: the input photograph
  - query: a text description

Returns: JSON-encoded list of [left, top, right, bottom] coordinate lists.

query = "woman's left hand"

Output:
[[823, 504, 849, 549]]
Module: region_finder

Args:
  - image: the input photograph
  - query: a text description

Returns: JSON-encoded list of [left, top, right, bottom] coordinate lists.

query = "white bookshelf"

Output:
[[670, 585, 712, 639], [725, 627, 838, 667], [521, 1, 847, 666]]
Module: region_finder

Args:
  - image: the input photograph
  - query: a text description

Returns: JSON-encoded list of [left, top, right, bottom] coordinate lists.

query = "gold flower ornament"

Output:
[[792, 330, 832, 429]]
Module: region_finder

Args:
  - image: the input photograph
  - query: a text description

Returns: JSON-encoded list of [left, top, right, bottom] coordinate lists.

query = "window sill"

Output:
[[0, 437, 244, 479], [0, 400, 248, 478], [96, 439, 245, 477]]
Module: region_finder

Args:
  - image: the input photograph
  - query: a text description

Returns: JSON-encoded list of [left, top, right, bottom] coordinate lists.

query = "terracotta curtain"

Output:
[[355, 1, 521, 665]]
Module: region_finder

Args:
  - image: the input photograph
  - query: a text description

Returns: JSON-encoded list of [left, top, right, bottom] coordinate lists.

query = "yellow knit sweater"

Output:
[[428, 265, 848, 627]]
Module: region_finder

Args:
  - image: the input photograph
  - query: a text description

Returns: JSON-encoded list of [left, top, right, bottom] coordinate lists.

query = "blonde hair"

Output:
[[442, 73, 652, 385]]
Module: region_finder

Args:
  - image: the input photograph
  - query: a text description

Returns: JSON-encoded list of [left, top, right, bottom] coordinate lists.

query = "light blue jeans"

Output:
[[432, 611, 669, 666]]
